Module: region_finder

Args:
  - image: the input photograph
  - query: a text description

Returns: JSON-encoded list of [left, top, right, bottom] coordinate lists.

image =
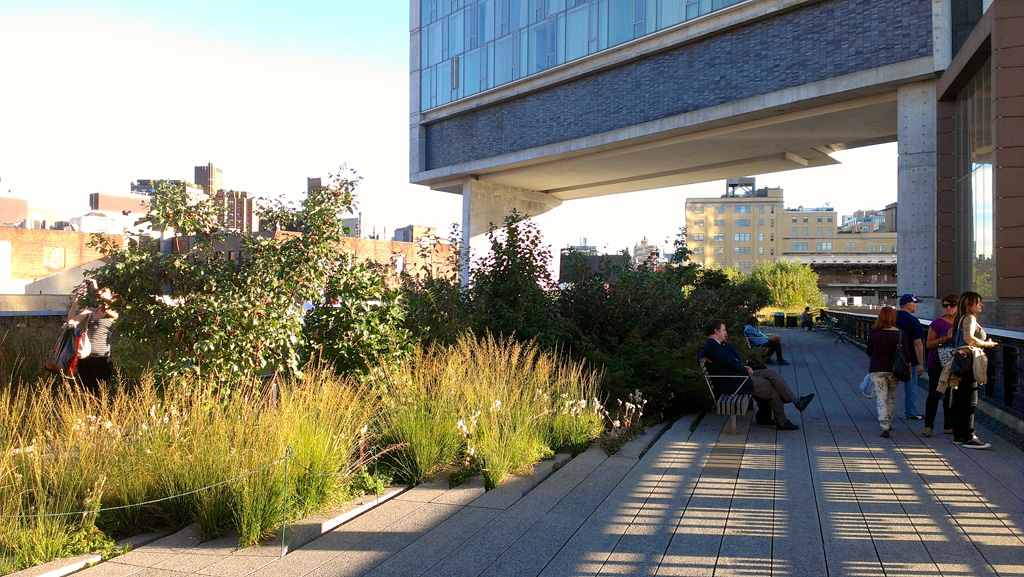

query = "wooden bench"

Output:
[[698, 358, 753, 435]]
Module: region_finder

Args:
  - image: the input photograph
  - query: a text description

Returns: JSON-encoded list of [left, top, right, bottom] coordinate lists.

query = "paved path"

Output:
[[70, 329, 1023, 577]]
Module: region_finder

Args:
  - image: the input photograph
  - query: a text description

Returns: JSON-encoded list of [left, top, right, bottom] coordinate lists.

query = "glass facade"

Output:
[[953, 59, 993, 297], [418, 0, 747, 111]]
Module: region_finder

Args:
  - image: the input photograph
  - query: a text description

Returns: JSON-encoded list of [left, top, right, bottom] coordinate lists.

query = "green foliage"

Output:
[[303, 260, 414, 377], [748, 260, 824, 310], [469, 211, 568, 346], [89, 168, 398, 385], [559, 232, 770, 416]]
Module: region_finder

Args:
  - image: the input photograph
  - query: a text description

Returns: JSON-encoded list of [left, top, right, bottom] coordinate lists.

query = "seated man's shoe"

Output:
[[776, 359, 790, 365], [776, 420, 799, 431], [794, 394, 815, 412]]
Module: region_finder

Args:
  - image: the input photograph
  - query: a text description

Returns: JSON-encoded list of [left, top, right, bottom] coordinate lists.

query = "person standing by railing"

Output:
[[923, 294, 960, 437], [948, 292, 997, 449]]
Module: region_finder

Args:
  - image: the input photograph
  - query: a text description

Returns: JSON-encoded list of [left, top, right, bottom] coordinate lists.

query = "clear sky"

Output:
[[0, 1, 897, 259]]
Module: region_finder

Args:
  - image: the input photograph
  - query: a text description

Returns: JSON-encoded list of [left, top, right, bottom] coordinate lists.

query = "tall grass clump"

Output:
[[0, 365, 384, 572], [382, 334, 605, 490]]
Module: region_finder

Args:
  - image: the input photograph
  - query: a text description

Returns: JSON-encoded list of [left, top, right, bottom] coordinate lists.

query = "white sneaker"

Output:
[[962, 438, 991, 450]]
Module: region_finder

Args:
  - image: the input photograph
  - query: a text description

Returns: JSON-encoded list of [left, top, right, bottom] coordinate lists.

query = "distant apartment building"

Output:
[[212, 190, 260, 233], [131, 179, 207, 204], [89, 192, 150, 214], [393, 224, 435, 244], [633, 237, 660, 265], [685, 185, 785, 271], [195, 163, 223, 198], [685, 182, 897, 304]]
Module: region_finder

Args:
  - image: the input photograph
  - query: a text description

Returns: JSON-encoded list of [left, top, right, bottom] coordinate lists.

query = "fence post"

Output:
[[281, 445, 293, 557]]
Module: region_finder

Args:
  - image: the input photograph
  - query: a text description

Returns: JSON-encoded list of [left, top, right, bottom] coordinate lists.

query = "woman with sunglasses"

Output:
[[949, 291, 998, 449], [922, 295, 960, 437]]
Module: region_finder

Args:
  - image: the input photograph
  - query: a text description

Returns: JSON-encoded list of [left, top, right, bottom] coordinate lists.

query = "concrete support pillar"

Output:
[[897, 81, 939, 318], [459, 178, 562, 288]]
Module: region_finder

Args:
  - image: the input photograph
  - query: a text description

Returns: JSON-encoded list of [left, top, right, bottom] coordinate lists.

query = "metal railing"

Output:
[[821, 310, 1024, 422]]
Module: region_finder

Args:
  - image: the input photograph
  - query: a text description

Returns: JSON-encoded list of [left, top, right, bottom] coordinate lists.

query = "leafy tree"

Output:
[[748, 260, 824, 310], [91, 167, 392, 385], [469, 210, 568, 346]]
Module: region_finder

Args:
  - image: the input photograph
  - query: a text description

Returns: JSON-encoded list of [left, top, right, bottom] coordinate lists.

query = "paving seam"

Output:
[[529, 418, 701, 577]]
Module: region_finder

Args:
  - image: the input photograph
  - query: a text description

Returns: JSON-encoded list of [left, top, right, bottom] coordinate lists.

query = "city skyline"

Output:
[[1, 1, 898, 257]]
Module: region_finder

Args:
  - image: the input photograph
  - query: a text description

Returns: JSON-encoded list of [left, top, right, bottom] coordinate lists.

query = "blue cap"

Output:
[[899, 294, 923, 305]]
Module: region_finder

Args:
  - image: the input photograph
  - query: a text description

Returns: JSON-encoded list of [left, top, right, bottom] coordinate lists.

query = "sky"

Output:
[[0, 1, 898, 260]]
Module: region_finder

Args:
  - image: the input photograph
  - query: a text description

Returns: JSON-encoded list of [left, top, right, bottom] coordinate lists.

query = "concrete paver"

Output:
[[55, 329, 1023, 577]]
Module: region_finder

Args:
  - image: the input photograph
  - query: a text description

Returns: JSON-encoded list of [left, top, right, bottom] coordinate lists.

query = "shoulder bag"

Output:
[[891, 330, 912, 382]]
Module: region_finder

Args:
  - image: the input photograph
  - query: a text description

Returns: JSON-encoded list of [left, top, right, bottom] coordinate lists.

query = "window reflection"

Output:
[[954, 59, 993, 297], [418, 0, 747, 111]]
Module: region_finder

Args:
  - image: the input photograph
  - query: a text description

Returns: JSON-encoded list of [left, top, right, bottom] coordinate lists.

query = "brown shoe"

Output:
[[880, 427, 891, 438], [922, 427, 932, 437]]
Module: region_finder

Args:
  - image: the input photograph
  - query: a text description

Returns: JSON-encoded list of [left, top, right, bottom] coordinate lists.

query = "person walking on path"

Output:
[[743, 316, 788, 365], [866, 306, 911, 438], [895, 294, 925, 420], [948, 292, 998, 449], [67, 279, 118, 395], [923, 294, 960, 437], [700, 318, 813, 430]]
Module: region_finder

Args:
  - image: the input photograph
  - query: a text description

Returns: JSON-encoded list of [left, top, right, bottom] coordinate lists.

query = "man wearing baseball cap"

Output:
[[896, 294, 925, 420]]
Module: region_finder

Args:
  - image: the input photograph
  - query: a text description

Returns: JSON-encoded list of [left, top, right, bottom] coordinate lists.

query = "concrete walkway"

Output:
[[67, 329, 1023, 577]]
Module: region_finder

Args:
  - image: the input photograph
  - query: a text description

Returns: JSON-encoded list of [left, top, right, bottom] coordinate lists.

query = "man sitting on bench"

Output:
[[700, 318, 814, 431]]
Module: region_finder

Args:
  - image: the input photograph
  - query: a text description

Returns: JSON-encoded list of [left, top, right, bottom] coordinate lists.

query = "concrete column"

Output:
[[897, 80, 939, 319], [459, 178, 563, 288]]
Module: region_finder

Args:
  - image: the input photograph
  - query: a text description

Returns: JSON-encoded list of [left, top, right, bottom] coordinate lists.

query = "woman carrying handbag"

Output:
[[865, 307, 911, 438], [948, 292, 997, 449], [67, 279, 119, 396]]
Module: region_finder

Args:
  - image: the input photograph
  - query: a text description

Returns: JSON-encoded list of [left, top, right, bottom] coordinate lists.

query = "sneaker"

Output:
[[905, 414, 924, 420], [880, 427, 891, 438], [962, 438, 991, 450]]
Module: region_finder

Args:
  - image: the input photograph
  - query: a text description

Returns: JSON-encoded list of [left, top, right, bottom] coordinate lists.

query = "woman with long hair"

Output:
[[922, 294, 960, 437], [67, 279, 119, 395], [949, 291, 997, 449], [866, 306, 911, 438]]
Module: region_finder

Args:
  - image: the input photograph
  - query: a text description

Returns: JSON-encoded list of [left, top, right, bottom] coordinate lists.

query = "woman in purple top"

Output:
[[923, 294, 960, 437], [865, 306, 911, 438]]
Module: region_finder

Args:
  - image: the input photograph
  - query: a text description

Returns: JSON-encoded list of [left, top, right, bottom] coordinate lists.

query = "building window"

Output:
[[770, 219, 774, 227], [714, 206, 725, 214], [791, 242, 808, 250], [734, 233, 750, 241], [758, 205, 765, 214], [770, 233, 774, 241], [792, 217, 797, 223], [861, 226, 870, 233], [713, 247, 724, 254], [868, 245, 877, 252], [734, 205, 750, 214], [817, 228, 822, 235], [892, 245, 897, 253], [803, 216, 808, 223], [692, 233, 704, 241], [803, 227, 808, 235], [758, 246, 764, 254], [770, 247, 774, 255], [758, 219, 764, 227], [880, 245, 886, 252], [695, 219, 705, 227], [737, 261, 751, 270], [954, 57, 994, 297], [714, 219, 725, 227], [693, 206, 704, 214], [827, 228, 833, 236], [817, 217, 822, 222], [734, 247, 751, 254], [817, 242, 832, 250], [693, 246, 704, 255], [845, 242, 857, 250], [758, 233, 764, 242], [713, 233, 724, 242], [771, 206, 775, 214], [734, 219, 751, 227], [827, 216, 833, 222]]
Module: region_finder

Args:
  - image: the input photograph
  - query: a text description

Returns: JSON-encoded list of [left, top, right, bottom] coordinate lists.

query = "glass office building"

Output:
[[418, 0, 746, 111]]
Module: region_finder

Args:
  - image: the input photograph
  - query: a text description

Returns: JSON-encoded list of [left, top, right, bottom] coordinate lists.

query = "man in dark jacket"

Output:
[[699, 318, 814, 431]]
